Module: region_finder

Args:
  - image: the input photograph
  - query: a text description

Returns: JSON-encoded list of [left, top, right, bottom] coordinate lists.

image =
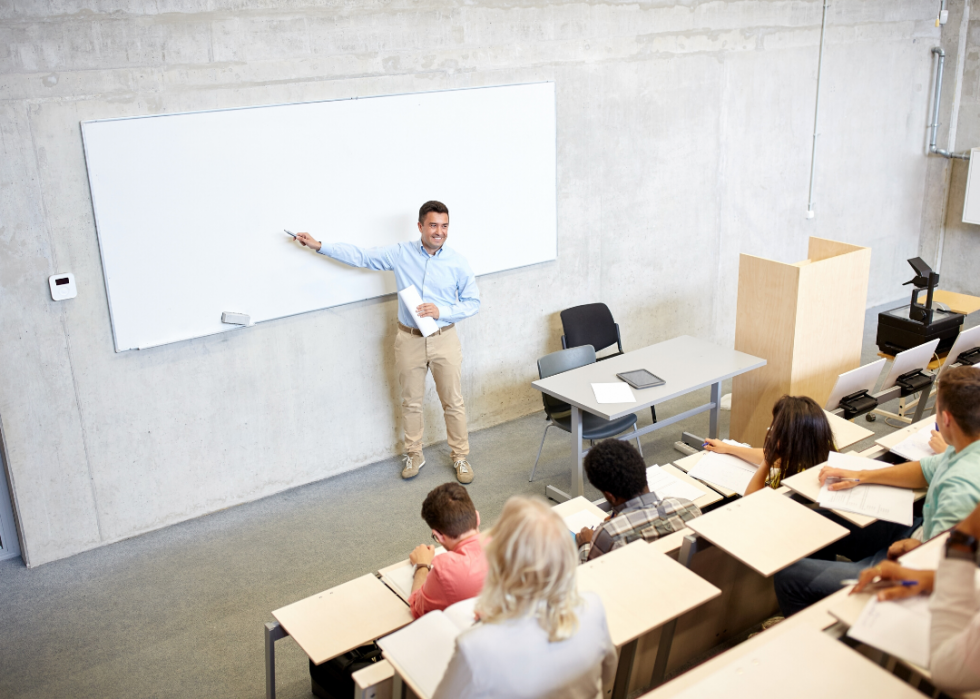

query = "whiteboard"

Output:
[[964, 147, 980, 225], [81, 83, 557, 351]]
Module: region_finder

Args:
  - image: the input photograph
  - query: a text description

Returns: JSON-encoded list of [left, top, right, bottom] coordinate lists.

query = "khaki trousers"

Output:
[[394, 324, 469, 460]]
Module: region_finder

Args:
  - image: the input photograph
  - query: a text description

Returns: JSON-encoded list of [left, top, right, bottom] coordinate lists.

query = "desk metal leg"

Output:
[[677, 533, 699, 569], [572, 406, 585, 498], [650, 618, 678, 688], [392, 673, 405, 699], [709, 382, 721, 439], [546, 485, 572, 503], [912, 384, 933, 423], [611, 638, 638, 699], [265, 621, 288, 699]]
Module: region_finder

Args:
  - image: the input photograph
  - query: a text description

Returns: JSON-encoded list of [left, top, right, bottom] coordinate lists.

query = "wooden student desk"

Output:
[[266, 574, 413, 699], [679, 488, 850, 577], [875, 416, 937, 454], [531, 335, 765, 501], [825, 409, 875, 449], [671, 451, 738, 498]]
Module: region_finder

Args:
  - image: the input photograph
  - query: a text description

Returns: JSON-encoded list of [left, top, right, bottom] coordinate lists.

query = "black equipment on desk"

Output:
[[958, 347, 980, 366], [876, 257, 964, 355], [894, 369, 934, 397], [838, 389, 878, 420]]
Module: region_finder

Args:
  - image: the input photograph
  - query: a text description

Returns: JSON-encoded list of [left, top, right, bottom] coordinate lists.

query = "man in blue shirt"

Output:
[[296, 201, 480, 483]]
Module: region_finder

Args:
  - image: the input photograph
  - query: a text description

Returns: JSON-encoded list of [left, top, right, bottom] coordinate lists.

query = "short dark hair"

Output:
[[763, 395, 836, 486], [418, 200, 449, 223], [938, 367, 980, 436], [421, 482, 477, 538], [584, 440, 647, 500]]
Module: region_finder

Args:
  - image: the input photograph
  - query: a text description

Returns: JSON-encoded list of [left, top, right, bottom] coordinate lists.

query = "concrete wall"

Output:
[[928, 0, 980, 293], [0, 1, 943, 566]]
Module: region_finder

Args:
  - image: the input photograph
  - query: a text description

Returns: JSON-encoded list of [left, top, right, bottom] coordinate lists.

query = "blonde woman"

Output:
[[433, 496, 618, 699]]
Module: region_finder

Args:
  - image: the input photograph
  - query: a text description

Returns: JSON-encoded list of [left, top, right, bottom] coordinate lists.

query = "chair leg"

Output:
[[650, 406, 657, 424], [530, 424, 553, 482], [633, 423, 643, 457]]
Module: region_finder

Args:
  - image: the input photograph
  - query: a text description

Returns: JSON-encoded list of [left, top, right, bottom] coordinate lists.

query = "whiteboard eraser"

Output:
[[221, 312, 251, 326], [49, 273, 77, 300]]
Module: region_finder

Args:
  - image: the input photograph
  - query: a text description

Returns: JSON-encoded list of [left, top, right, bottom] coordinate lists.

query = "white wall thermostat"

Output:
[[48, 273, 77, 301]]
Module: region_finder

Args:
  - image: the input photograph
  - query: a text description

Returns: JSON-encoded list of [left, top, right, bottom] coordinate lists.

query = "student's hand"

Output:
[[575, 528, 595, 546], [410, 544, 435, 566], [929, 430, 948, 454], [955, 501, 980, 538], [703, 439, 731, 455], [295, 232, 321, 251], [851, 560, 934, 600], [887, 538, 922, 560], [416, 303, 440, 319], [818, 466, 862, 490]]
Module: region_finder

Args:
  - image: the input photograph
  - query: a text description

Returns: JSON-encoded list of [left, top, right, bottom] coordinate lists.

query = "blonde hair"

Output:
[[475, 496, 581, 642]]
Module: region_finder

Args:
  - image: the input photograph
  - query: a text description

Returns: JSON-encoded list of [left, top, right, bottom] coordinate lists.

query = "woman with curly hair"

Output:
[[433, 496, 618, 699]]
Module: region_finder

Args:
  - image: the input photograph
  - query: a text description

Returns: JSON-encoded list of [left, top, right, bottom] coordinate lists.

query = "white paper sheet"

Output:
[[818, 452, 914, 526], [687, 451, 757, 495], [646, 465, 706, 502], [563, 509, 605, 534], [398, 284, 439, 337], [442, 597, 479, 632], [847, 595, 931, 669], [591, 382, 636, 404], [381, 548, 446, 600], [376, 609, 464, 699], [890, 424, 939, 462]]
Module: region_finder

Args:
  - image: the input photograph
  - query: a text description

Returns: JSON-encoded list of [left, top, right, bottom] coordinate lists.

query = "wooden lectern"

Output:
[[730, 237, 871, 446]]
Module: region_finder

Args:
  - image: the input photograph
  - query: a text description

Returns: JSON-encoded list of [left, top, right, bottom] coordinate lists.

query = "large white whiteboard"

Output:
[[81, 83, 557, 351]]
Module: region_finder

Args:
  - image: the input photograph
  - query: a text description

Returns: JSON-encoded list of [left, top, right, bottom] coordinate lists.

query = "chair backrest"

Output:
[[560, 303, 620, 355], [537, 345, 597, 417]]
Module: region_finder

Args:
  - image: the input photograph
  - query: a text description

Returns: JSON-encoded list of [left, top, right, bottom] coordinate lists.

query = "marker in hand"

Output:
[[283, 229, 297, 239]]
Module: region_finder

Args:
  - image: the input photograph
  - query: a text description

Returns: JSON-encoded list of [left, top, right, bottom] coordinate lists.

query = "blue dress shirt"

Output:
[[317, 240, 480, 329]]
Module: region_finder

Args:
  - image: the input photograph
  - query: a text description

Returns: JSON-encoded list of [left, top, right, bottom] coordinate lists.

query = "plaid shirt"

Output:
[[579, 492, 702, 562]]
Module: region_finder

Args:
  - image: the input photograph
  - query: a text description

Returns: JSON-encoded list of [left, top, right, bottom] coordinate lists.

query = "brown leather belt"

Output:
[[398, 322, 454, 337]]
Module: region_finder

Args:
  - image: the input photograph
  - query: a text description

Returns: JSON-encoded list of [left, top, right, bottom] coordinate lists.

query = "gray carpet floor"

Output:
[[0, 299, 969, 698]]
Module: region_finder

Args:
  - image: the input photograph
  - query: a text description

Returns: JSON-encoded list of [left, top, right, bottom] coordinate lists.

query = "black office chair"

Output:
[[560, 303, 657, 424], [529, 345, 643, 482]]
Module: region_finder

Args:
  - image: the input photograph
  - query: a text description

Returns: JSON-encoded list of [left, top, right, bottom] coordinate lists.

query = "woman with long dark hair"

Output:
[[704, 395, 837, 494]]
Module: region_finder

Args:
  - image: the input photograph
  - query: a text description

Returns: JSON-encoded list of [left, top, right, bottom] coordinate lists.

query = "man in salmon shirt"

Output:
[[408, 483, 487, 618]]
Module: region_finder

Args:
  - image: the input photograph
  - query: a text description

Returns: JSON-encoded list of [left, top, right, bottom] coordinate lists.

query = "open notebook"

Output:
[[379, 547, 447, 601], [376, 597, 478, 699], [817, 452, 914, 526]]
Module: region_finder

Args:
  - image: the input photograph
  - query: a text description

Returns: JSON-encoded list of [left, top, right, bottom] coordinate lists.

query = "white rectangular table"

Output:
[[680, 488, 850, 577], [532, 335, 766, 501]]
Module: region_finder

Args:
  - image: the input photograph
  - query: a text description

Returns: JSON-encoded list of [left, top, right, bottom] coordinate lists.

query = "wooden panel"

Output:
[[807, 235, 866, 262], [731, 254, 800, 445], [791, 240, 870, 406], [917, 288, 980, 315]]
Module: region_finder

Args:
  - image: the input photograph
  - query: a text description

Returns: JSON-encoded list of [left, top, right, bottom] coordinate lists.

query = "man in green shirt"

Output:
[[775, 366, 980, 616]]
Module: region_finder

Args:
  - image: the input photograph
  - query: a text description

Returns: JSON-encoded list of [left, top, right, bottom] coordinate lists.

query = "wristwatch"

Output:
[[945, 529, 980, 564]]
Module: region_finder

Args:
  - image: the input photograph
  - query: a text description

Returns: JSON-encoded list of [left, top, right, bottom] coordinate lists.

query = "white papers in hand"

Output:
[[646, 465, 706, 502], [687, 452, 757, 496], [591, 382, 635, 404], [847, 595, 931, 668], [398, 285, 438, 337], [818, 452, 914, 526], [890, 425, 938, 462], [563, 509, 604, 534]]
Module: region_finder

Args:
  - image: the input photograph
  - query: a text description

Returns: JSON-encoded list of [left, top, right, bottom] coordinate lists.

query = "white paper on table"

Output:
[[890, 425, 939, 462], [382, 548, 446, 600], [687, 451, 757, 495], [563, 509, 605, 534], [398, 285, 439, 337], [591, 382, 636, 404], [847, 595, 931, 669], [646, 465, 706, 502], [818, 452, 914, 526], [376, 598, 477, 699]]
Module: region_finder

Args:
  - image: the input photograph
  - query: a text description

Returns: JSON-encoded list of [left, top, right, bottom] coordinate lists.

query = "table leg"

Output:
[[650, 618, 679, 687], [393, 673, 406, 699], [677, 533, 699, 569], [912, 383, 933, 423], [572, 405, 585, 498], [611, 638, 638, 699], [709, 382, 721, 439], [546, 485, 572, 503], [265, 621, 288, 699]]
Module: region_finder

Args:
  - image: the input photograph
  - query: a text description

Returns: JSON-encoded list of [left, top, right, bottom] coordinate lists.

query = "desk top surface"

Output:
[[552, 495, 608, 520], [532, 335, 766, 420], [576, 540, 721, 646], [671, 451, 738, 498], [272, 574, 413, 665], [825, 410, 875, 449], [875, 416, 936, 451], [642, 623, 923, 699], [918, 289, 980, 315], [684, 488, 850, 577], [659, 463, 724, 509]]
